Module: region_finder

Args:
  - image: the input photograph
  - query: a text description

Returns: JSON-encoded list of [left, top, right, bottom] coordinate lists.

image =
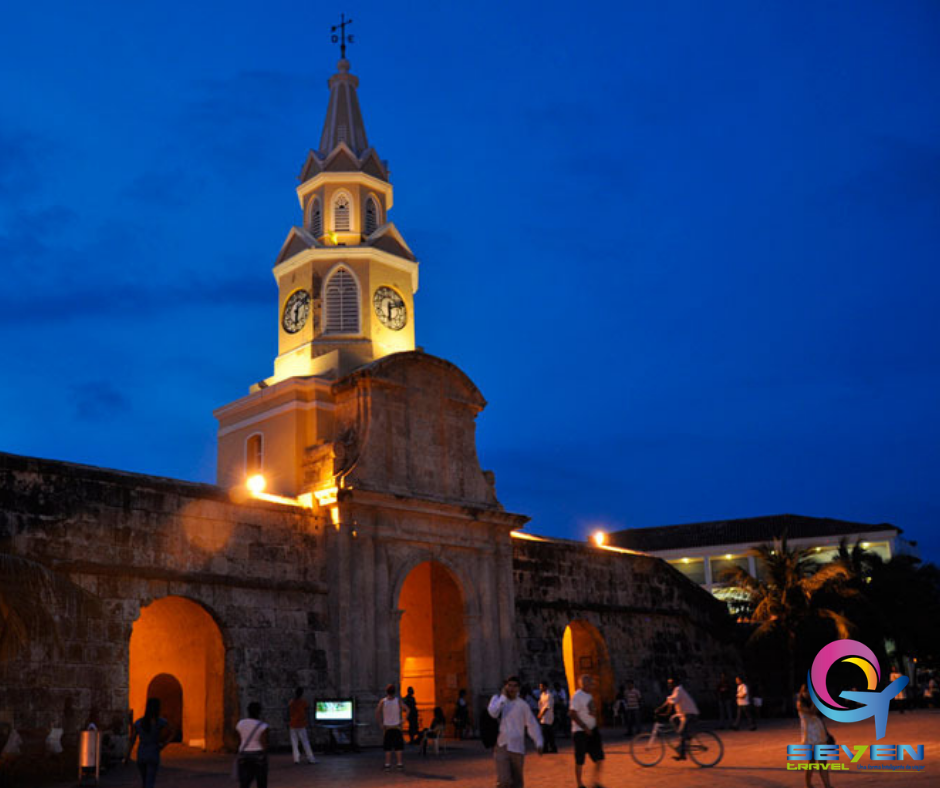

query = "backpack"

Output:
[[480, 701, 500, 749]]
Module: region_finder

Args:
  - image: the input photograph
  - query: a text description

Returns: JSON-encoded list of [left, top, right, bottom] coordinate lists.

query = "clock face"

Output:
[[373, 286, 407, 330], [282, 289, 311, 334]]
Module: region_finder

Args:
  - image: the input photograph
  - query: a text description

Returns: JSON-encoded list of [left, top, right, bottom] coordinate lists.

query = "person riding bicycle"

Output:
[[655, 678, 699, 761]]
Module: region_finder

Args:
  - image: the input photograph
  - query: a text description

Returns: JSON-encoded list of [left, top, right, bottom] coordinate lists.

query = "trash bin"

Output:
[[78, 728, 101, 786]]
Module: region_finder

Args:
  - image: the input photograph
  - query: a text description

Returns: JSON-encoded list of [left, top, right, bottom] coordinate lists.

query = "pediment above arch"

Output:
[[366, 222, 416, 262], [274, 226, 320, 266], [329, 352, 498, 507]]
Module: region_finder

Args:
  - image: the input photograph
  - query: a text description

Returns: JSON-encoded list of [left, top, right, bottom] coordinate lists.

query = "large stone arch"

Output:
[[393, 558, 474, 733], [128, 596, 231, 750]]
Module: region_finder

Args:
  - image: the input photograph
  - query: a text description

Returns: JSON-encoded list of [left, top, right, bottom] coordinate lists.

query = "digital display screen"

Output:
[[315, 700, 354, 721]]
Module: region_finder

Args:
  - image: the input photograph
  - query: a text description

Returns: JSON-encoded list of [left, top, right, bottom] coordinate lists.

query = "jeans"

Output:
[[136, 758, 159, 788], [734, 703, 755, 730], [494, 744, 525, 788], [625, 708, 640, 736], [238, 753, 268, 788], [718, 698, 734, 728]]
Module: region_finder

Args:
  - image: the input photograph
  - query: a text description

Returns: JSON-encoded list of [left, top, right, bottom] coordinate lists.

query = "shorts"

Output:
[[383, 728, 404, 751], [573, 729, 604, 765]]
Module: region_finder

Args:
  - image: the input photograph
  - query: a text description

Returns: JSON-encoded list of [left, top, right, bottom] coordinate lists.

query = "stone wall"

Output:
[[0, 451, 329, 751], [512, 538, 740, 717]]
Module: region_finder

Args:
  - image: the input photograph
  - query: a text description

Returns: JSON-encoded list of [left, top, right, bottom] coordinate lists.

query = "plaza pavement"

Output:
[[82, 712, 940, 788]]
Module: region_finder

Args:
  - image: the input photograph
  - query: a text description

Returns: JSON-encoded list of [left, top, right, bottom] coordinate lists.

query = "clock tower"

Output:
[[214, 57, 419, 495]]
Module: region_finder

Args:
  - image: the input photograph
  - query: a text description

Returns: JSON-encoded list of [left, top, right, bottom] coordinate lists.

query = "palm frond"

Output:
[[0, 553, 98, 662]]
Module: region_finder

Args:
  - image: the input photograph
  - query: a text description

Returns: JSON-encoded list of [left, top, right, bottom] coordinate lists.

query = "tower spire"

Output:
[[318, 59, 369, 157]]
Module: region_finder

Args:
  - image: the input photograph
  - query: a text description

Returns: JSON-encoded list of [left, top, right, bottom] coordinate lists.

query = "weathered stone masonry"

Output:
[[513, 539, 739, 714], [0, 451, 327, 751]]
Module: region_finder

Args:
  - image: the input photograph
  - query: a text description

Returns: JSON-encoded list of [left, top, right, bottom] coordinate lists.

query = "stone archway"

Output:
[[397, 561, 469, 732], [129, 596, 226, 750], [563, 620, 616, 717], [147, 673, 183, 742]]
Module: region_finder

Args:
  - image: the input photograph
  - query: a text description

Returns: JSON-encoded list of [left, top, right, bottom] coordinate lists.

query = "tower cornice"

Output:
[[273, 244, 419, 294], [296, 171, 394, 211]]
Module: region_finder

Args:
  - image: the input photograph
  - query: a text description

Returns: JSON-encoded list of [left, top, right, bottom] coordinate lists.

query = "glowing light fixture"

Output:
[[246, 474, 266, 493], [861, 542, 870, 548], [592, 531, 607, 547], [725, 553, 733, 560], [682, 558, 690, 564]]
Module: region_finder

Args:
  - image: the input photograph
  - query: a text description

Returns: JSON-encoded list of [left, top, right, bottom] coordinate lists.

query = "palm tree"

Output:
[[0, 552, 96, 663], [722, 535, 855, 713]]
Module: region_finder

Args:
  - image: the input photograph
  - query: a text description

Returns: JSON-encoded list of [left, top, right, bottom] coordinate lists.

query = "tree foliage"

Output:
[[0, 552, 97, 663]]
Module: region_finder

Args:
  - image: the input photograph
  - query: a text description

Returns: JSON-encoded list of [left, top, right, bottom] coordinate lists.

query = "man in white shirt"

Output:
[[569, 675, 605, 788], [487, 675, 543, 788], [537, 681, 557, 753], [733, 675, 756, 731], [657, 678, 700, 760]]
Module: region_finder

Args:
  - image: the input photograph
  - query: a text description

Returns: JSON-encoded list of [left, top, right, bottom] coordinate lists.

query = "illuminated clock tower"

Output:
[[214, 56, 419, 495]]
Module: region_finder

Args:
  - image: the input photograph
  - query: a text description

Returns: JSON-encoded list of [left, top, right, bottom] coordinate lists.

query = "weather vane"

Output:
[[331, 13, 354, 59]]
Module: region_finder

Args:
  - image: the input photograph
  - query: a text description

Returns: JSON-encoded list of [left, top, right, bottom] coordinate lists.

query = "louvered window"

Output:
[[246, 434, 263, 474], [324, 267, 359, 334], [364, 195, 378, 235], [334, 193, 350, 231], [310, 197, 322, 237]]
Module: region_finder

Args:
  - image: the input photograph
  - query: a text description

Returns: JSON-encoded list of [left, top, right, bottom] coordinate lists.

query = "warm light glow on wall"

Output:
[[314, 486, 339, 506], [246, 474, 266, 493], [592, 531, 607, 547], [510, 530, 549, 542]]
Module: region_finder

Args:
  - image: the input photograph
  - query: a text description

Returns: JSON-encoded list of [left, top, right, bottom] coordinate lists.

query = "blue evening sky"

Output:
[[1, 2, 938, 560]]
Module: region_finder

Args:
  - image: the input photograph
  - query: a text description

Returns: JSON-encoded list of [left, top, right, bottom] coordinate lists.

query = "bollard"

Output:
[[78, 728, 101, 786]]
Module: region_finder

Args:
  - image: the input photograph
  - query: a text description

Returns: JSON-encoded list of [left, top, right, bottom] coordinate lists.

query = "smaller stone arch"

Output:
[[147, 673, 183, 742], [563, 620, 616, 718]]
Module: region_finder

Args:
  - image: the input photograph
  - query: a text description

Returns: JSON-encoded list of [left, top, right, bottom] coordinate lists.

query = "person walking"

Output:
[[376, 684, 406, 771], [487, 675, 543, 788], [537, 681, 557, 753], [569, 674, 606, 788], [403, 686, 420, 743], [287, 687, 317, 764], [126, 697, 173, 788], [235, 702, 269, 788], [733, 675, 756, 730], [657, 678, 699, 761], [716, 673, 734, 729], [797, 685, 833, 788]]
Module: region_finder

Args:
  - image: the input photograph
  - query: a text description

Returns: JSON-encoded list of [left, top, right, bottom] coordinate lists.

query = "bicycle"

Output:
[[630, 713, 723, 768]]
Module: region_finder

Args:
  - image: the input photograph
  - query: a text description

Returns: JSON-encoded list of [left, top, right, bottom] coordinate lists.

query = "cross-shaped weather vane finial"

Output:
[[331, 13, 354, 60]]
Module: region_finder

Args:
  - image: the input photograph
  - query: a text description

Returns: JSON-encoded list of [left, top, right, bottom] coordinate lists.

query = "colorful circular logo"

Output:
[[809, 639, 880, 710]]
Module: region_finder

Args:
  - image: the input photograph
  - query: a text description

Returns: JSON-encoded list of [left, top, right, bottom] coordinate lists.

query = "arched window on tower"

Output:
[[333, 192, 351, 232], [309, 197, 322, 237], [246, 433, 263, 475], [324, 267, 360, 334], [364, 195, 379, 235]]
